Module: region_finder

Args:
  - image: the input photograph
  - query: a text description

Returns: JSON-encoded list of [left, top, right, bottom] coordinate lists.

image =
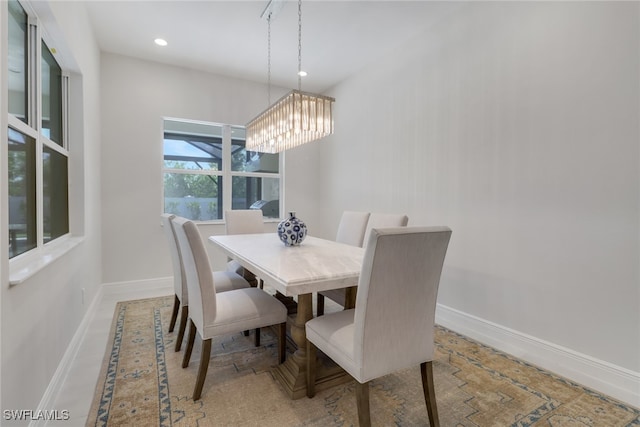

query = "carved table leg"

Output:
[[272, 293, 353, 399], [273, 293, 312, 399]]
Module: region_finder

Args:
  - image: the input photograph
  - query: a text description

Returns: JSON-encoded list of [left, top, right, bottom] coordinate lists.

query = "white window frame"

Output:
[[7, 0, 75, 285], [162, 117, 283, 223]]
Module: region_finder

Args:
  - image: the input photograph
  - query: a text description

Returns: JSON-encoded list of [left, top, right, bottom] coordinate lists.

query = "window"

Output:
[[8, 128, 36, 257], [43, 144, 69, 243], [163, 119, 281, 221], [41, 39, 64, 145], [7, 0, 70, 259], [8, 0, 28, 122]]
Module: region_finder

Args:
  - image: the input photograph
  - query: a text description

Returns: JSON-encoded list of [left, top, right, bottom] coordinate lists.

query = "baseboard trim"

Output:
[[435, 303, 640, 408], [33, 278, 173, 427], [31, 285, 104, 427], [101, 276, 173, 295]]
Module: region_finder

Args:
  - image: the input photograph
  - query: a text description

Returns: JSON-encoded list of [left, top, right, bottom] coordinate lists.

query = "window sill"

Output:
[[194, 218, 283, 225], [9, 235, 84, 286]]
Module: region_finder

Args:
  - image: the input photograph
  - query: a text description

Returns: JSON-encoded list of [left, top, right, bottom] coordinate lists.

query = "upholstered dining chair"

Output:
[[316, 211, 369, 316], [335, 211, 371, 247], [362, 212, 409, 248], [161, 214, 250, 352], [171, 216, 287, 401], [316, 212, 408, 316], [306, 226, 452, 427], [225, 209, 264, 288]]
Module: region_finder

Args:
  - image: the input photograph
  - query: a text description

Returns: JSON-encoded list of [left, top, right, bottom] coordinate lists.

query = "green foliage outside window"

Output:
[[163, 162, 218, 198]]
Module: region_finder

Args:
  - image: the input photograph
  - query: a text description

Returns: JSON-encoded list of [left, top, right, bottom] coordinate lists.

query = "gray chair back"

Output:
[[362, 213, 409, 248], [335, 211, 370, 247], [171, 217, 218, 334], [225, 209, 264, 235], [354, 226, 452, 382], [161, 213, 188, 304]]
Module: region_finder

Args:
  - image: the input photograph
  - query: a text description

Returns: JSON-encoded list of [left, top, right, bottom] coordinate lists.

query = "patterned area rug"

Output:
[[87, 296, 639, 426]]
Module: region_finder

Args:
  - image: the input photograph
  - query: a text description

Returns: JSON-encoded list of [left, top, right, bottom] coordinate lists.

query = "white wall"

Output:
[[319, 1, 639, 399], [0, 0, 102, 415], [100, 53, 322, 282], [0, 0, 8, 413]]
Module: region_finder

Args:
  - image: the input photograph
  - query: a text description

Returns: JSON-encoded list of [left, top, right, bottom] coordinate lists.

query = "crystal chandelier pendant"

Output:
[[246, 0, 335, 153], [246, 90, 334, 153]]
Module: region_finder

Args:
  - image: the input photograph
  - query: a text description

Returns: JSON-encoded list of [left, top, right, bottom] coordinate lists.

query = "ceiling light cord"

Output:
[[298, 0, 302, 91], [245, 0, 334, 153], [267, 13, 272, 106]]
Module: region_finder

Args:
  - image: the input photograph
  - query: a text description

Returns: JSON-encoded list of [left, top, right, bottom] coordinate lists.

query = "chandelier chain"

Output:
[[267, 14, 272, 105], [298, 0, 302, 91]]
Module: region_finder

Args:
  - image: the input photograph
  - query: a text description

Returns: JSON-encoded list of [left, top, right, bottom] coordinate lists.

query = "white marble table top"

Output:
[[209, 233, 364, 297]]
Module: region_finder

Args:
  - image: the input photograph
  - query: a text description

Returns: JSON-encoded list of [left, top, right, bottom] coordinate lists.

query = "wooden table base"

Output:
[[272, 293, 352, 399]]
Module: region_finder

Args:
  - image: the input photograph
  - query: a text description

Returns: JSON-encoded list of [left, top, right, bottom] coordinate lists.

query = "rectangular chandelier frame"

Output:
[[246, 89, 335, 153]]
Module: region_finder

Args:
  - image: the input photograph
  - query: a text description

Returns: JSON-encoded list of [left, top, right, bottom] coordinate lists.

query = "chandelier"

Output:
[[246, 0, 335, 153]]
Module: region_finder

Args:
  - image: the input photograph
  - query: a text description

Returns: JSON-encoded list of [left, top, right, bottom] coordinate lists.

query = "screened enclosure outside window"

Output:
[[163, 119, 281, 221], [229, 126, 280, 217]]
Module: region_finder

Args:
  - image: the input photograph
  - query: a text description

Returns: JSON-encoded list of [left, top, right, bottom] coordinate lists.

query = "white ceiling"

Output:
[[85, 1, 462, 93]]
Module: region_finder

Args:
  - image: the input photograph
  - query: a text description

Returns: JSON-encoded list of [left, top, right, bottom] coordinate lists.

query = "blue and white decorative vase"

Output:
[[277, 211, 307, 246]]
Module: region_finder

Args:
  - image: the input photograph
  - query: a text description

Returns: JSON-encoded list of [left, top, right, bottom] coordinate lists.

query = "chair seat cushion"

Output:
[[227, 259, 244, 275], [306, 309, 361, 381], [203, 288, 287, 339], [213, 270, 250, 293]]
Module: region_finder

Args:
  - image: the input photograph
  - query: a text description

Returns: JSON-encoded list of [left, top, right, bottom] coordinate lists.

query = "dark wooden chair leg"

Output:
[[317, 293, 325, 316], [355, 381, 371, 427], [175, 305, 189, 352], [344, 286, 357, 309], [169, 294, 180, 332], [243, 269, 258, 287], [421, 361, 440, 427], [254, 328, 261, 347], [182, 320, 197, 368], [193, 338, 212, 401], [278, 322, 286, 364], [306, 340, 317, 398]]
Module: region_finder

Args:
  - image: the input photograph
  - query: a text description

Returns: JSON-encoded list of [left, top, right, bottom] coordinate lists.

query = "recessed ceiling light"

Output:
[[298, 70, 307, 77], [154, 38, 168, 47]]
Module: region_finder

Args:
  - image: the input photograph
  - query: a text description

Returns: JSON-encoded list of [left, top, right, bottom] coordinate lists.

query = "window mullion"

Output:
[[33, 17, 44, 248], [222, 125, 232, 214], [231, 171, 279, 179], [27, 15, 38, 128], [35, 137, 44, 247], [7, 115, 37, 139], [280, 150, 285, 218], [61, 73, 69, 150], [41, 137, 68, 157], [163, 168, 221, 177]]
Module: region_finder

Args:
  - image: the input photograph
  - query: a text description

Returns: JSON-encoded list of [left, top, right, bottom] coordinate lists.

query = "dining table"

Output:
[[209, 233, 364, 399]]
